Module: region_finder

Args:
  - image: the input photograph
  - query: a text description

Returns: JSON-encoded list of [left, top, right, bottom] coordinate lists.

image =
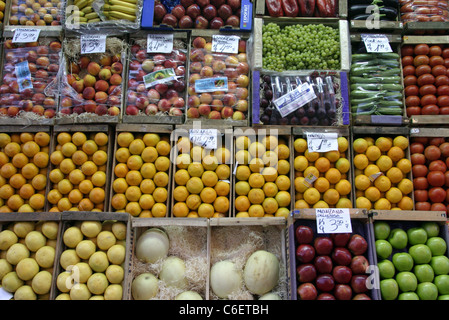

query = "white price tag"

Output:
[[12, 28, 40, 43], [147, 34, 174, 53], [361, 34, 393, 53], [273, 82, 317, 118], [211, 35, 240, 54], [316, 208, 352, 234], [306, 132, 339, 153], [81, 35, 106, 54], [0, 287, 13, 300], [189, 129, 218, 149]]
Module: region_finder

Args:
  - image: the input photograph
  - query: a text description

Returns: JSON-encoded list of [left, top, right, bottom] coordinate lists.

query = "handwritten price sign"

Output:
[[306, 132, 339, 153], [189, 129, 217, 149], [147, 34, 173, 53], [81, 35, 106, 54], [316, 208, 352, 234], [361, 34, 392, 53], [12, 28, 40, 43], [211, 35, 239, 54]]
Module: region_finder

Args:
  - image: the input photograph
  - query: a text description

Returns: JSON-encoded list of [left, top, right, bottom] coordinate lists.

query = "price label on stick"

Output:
[[361, 34, 393, 53], [211, 35, 239, 54], [316, 208, 352, 234], [189, 129, 218, 149], [306, 132, 339, 153], [147, 34, 173, 53], [81, 35, 106, 54], [12, 28, 40, 43]]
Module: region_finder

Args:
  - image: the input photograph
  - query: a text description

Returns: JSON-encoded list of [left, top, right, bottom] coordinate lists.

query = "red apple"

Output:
[[297, 283, 317, 300], [333, 266, 353, 284], [296, 244, 315, 264], [347, 234, 368, 255], [314, 255, 333, 274], [295, 225, 314, 244], [314, 237, 333, 255]]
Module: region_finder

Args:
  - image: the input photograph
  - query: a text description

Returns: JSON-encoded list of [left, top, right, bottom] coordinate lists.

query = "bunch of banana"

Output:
[[103, 0, 137, 22], [71, 0, 101, 23]]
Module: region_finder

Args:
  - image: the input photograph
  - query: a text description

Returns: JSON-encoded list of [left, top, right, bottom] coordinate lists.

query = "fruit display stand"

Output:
[[46, 124, 113, 213], [55, 36, 127, 124], [0, 34, 62, 125], [108, 123, 174, 218], [0, 212, 62, 300], [233, 126, 292, 218], [349, 33, 409, 127], [402, 35, 449, 126], [291, 126, 354, 210], [51, 211, 131, 300], [288, 208, 379, 300], [0, 126, 52, 213], [409, 127, 449, 212], [370, 209, 449, 300], [255, 0, 347, 20], [125, 217, 209, 300], [122, 30, 188, 124], [185, 30, 251, 126], [209, 217, 289, 299], [171, 124, 234, 218], [140, 0, 253, 32], [351, 126, 415, 212]]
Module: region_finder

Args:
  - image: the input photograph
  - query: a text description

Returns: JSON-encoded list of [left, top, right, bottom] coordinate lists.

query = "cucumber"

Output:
[[350, 83, 403, 91], [351, 89, 387, 99], [379, 100, 403, 107], [350, 95, 381, 105], [377, 107, 403, 115]]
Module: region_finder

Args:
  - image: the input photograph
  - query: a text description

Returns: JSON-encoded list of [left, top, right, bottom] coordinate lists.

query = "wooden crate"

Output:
[[108, 123, 174, 218], [125, 217, 210, 300]]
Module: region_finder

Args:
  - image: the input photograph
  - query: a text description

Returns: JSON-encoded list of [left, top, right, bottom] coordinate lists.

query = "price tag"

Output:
[[81, 35, 106, 54], [147, 34, 173, 53], [12, 28, 40, 43], [306, 132, 339, 153], [211, 35, 239, 54], [361, 34, 393, 53], [15, 61, 33, 92], [273, 82, 316, 118], [189, 129, 218, 149], [0, 287, 13, 300], [316, 208, 352, 234]]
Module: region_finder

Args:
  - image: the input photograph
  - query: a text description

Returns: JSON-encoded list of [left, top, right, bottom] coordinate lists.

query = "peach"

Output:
[[188, 95, 200, 108], [200, 66, 214, 77], [190, 49, 204, 62], [225, 55, 239, 66], [127, 91, 138, 104], [61, 97, 73, 108], [49, 41, 62, 52], [19, 100, 33, 112], [95, 92, 108, 104], [204, 54, 214, 66], [173, 97, 185, 108], [209, 110, 221, 119], [187, 107, 200, 118], [236, 62, 249, 75], [99, 55, 112, 66], [136, 96, 149, 109], [87, 62, 101, 76], [32, 105, 45, 116], [147, 89, 160, 103], [32, 93, 45, 105], [200, 93, 213, 104], [169, 107, 183, 116], [79, 56, 91, 69], [25, 50, 37, 62], [94, 80, 109, 92], [111, 62, 123, 74], [60, 107, 73, 115], [198, 104, 211, 116], [193, 36, 207, 48], [67, 74, 78, 86], [95, 105, 108, 116], [141, 59, 154, 73], [238, 40, 246, 53], [211, 99, 224, 112], [69, 62, 80, 74], [189, 73, 201, 85], [35, 69, 48, 79], [158, 99, 171, 112], [84, 100, 97, 113], [48, 64, 59, 73], [108, 95, 121, 106], [236, 75, 249, 87], [37, 45, 48, 55], [221, 106, 233, 119], [43, 97, 55, 107], [83, 74, 97, 87], [235, 99, 248, 112], [212, 60, 226, 73], [36, 56, 50, 67], [190, 61, 202, 73], [108, 85, 120, 95], [223, 93, 236, 107], [7, 106, 19, 117], [82, 87, 96, 100], [98, 68, 112, 81], [112, 54, 121, 63], [126, 105, 139, 115], [108, 106, 120, 116], [235, 87, 248, 100], [44, 108, 56, 118], [110, 74, 122, 85], [145, 104, 158, 115], [232, 110, 245, 120]]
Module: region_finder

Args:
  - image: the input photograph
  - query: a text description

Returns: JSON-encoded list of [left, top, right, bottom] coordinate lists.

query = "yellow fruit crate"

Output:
[[108, 123, 174, 218], [51, 211, 131, 300], [233, 126, 292, 218]]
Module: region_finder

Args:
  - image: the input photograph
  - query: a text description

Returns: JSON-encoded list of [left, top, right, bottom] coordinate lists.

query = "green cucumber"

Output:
[[377, 107, 403, 115], [351, 89, 387, 99]]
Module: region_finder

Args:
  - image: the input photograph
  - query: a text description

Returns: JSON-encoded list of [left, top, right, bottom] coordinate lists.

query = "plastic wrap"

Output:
[[186, 34, 250, 122], [266, 0, 339, 18], [348, 0, 399, 21], [400, 0, 449, 23], [0, 37, 62, 121], [57, 37, 127, 122], [7, 0, 64, 26], [124, 35, 187, 122]]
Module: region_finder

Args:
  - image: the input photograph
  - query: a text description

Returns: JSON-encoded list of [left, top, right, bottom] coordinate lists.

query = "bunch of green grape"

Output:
[[262, 23, 341, 72]]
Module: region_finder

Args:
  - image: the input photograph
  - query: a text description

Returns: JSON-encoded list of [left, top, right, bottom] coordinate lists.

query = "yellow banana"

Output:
[[74, 0, 88, 10], [72, 16, 88, 22], [84, 11, 99, 19], [116, 0, 137, 4], [109, 4, 136, 15], [88, 18, 101, 22], [103, 3, 110, 10], [109, 10, 136, 21], [109, 0, 136, 9], [81, 6, 93, 14]]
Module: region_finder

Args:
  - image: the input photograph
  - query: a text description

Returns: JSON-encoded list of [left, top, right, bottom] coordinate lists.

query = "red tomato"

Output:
[[437, 84, 449, 95], [413, 137, 429, 144], [429, 137, 445, 146], [430, 55, 444, 67], [410, 142, 425, 154], [417, 74, 436, 86], [421, 104, 440, 115], [429, 187, 446, 203], [443, 48, 449, 59], [406, 95, 421, 107], [425, 145, 442, 161], [437, 95, 449, 107], [401, 45, 415, 57], [414, 177, 429, 190], [404, 75, 418, 86], [444, 171, 449, 187], [414, 44, 430, 55], [444, 58, 449, 68], [413, 164, 429, 177], [439, 142, 449, 157], [446, 157, 449, 168], [402, 55, 414, 66], [416, 202, 432, 211], [427, 170, 446, 187], [432, 64, 447, 77], [440, 106, 449, 114], [429, 159, 447, 172], [411, 153, 426, 165], [421, 94, 437, 106], [403, 65, 416, 76], [415, 64, 432, 76], [431, 202, 447, 212], [429, 45, 443, 56], [435, 75, 449, 86], [406, 106, 422, 116], [405, 85, 419, 96], [414, 190, 429, 202], [419, 84, 437, 96]]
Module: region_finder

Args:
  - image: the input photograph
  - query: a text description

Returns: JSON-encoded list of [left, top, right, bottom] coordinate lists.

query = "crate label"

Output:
[[361, 34, 393, 53], [15, 61, 33, 92], [306, 132, 339, 153], [12, 28, 40, 43], [303, 173, 318, 188], [195, 77, 228, 93], [316, 208, 352, 234], [189, 129, 217, 149], [143, 68, 176, 88], [81, 35, 106, 54], [273, 82, 316, 118], [147, 33, 173, 53], [369, 171, 383, 182], [212, 35, 240, 54], [0, 287, 12, 300]]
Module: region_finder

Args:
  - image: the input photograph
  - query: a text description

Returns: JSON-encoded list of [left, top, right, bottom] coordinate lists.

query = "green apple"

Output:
[[376, 239, 393, 260], [438, 294, 449, 300], [416, 282, 439, 300], [392, 252, 414, 272], [380, 278, 399, 300], [426, 236, 447, 256], [398, 292, 419, 300], [396, 271, 418, 292], [407, 227, 428, 245], [378, 259, 396, 279], [434, 274, 449, 295], [388, 228, 408, 250], [409, 244, 432, 264], [430, 255, 449, 275], [414, 264, 434, 283], [374, 221, 391, 240], [421, 222, 440, 238]]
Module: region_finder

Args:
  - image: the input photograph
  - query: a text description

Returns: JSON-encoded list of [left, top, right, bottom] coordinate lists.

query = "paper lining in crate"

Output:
[[126, 217, 209, 300], [0, 211, 62, 300]]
